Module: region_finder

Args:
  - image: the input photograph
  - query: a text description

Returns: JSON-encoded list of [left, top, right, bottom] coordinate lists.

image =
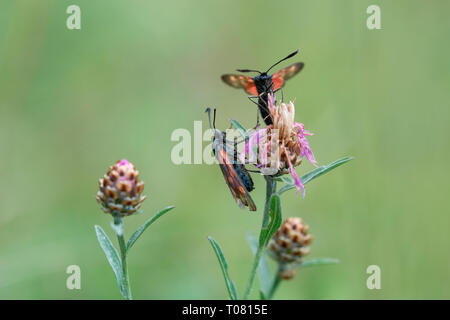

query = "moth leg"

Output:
[[226, 138, 246, 146], [248, 95, 261, 128], [223, 136, 244, 164], [248, 95, 259, 106], [272, 87, 284, 102], [256, 108, 260, 128]]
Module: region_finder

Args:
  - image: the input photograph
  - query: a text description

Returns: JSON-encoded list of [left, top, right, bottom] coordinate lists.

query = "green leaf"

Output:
[[274, 176, 293, 183], [299, 257, 340, 268], [281, 176, 294, 184], [259, 194, 282, 248], [127, 206, 174, 251], [230, 119, 249, 141], [207, 236, 238, 300], [278, 156, 354, 195], [246, 233, 272, 298], [94, 225, 126, 296], [259, 290, 268, 300]]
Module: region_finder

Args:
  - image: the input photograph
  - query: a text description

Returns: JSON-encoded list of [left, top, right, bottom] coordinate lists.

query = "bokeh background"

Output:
[[1, 0, 449, 299]]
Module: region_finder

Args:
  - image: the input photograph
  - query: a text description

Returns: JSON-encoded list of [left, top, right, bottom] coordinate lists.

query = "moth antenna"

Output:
[[236, 69, 262, 74], [265, 49, 299, 73], [205, 107, 214, 129], [213, 108, 217, 129]]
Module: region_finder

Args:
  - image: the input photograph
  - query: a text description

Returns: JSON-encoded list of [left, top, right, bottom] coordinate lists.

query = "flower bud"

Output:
[[96, 159, 146, 217], [269, 217, 312, 271]]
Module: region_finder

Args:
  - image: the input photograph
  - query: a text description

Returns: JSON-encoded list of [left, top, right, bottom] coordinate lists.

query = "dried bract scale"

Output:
[[96, 159, 146, 217], [279, 268, 297, 280], [269, 217, 312, 279]]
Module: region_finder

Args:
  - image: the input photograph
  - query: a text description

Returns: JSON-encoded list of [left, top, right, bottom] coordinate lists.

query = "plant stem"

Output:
[[268, 266, 282, 299], [116, 218, 132, 300], [243, 176, 277, 299], [244, 243, 264, 300]]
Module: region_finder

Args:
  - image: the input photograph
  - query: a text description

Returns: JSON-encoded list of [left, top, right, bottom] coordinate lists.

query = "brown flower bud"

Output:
[[269, 217, 312, 272], [96, 159, 146, 217]]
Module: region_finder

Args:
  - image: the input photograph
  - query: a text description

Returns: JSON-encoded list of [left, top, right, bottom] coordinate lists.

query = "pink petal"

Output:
[[287, 154, 305, 198]]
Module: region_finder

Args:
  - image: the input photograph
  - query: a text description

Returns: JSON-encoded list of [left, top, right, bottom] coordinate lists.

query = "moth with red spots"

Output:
[[221, 49, 304, 125], [205, 108, 256, 211]]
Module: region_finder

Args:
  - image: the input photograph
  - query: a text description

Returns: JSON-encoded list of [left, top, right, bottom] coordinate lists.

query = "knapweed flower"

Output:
[[96, 159, 146, 217], [240, 94, 316, 196], [268, 217, 312, 279]]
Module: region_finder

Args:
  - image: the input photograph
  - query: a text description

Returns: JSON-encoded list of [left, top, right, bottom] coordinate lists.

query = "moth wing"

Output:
[[272, 62, 304, 91], [216, 148, 257, 211], [221, 74, 258, 95], [271, 77, 285, 92]]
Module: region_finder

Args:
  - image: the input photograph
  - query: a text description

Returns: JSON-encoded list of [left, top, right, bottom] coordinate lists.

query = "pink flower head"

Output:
[[118, 159, 130, 166], [240, 94, 316, 197], [96, 159, 146, 217]]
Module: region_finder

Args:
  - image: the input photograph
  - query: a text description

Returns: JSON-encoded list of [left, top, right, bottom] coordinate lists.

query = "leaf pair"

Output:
[[208, 196, 282, 300], [94, 206, 174, 299]]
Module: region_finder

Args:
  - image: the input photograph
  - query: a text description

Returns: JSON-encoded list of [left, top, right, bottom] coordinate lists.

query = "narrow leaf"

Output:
[[259, 194, 282, 248], [208, 236, 238, 300], [230, 119, 249, 141], [127, 206, 174, 251], [94, 225, 126, 296], [278, 156, 354, 195], [281, 176, 294, 184], [259, 290, 268, 300], [274, 176, 293, 183], [299, 257, 340, 268], [246, 233, 272, 298]]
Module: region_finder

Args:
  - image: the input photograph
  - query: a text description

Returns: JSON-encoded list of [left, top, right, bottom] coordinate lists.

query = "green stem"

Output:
[[244, 244, 264, 300], [267, 266, 282, 299], [115, 218, 132, 300], [243, 176, 277, 299]]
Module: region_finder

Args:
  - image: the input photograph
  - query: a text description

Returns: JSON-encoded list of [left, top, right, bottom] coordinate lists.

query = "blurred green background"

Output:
[[0, 0, 449, 299]]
